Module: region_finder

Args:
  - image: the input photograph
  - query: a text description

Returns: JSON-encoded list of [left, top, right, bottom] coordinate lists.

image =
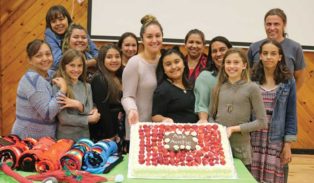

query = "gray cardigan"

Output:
[[53, 81, 93, 141], [210, 80, 267, 165]]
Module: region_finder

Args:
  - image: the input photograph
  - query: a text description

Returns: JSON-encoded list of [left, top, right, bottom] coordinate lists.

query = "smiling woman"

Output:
[[121, 15, 163, 152], [45, 5, 99, 71], [11, 39, 67, 139]]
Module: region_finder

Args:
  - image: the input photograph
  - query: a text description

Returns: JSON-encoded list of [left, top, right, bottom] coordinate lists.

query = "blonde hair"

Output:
[[55, 49, 87, 99], [139, 14, 163, 38], [210, 48, 250, 118]]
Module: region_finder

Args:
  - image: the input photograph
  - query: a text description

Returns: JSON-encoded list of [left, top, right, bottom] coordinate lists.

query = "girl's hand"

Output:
[[88, 108, 100, 124], [52, 77, 67, 93], [57, 95, 83, 111], [226, 127, 233, 138], [280, 142, 292, 165], [197, 119, 208, 124], [162, 118, 174, 123], [226, 125, 240, 138], [128, 109, 139, 125]]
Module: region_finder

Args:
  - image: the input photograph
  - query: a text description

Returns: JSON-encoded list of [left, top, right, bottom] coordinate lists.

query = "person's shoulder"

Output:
[[44, 28, 55, 37], [282, 38, 302, 48], [125, 55, 141, 68], [156, 80, 172, 92], [199, 70, 215, 78], [286, 77, 296, 86], [246, 81, 260, 92], [249, 39, 266, 49], [24, 70, 44, 81]]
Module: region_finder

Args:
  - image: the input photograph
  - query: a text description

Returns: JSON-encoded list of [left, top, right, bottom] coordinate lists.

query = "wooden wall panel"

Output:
[[0, 0, 313, 150], [0, 0, 89, 136]]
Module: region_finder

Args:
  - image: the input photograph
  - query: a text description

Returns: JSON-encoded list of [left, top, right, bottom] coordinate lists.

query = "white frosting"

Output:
[[128, 122, 237, 179]]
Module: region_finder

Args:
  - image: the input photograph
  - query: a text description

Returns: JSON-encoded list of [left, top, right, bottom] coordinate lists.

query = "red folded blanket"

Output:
[[36, 138, 74, 173], [26, 169, 107, 183], [0, 135, 37, 169], [18, 136, 56, 171]]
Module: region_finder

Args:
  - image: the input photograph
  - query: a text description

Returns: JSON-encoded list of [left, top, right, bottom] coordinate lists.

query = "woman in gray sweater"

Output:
[[53, 49, 100, 141], [210, 48, 267, 166]]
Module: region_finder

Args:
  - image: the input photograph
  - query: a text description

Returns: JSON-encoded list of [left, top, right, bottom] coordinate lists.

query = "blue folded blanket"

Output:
[[82, 140, 118, 174]]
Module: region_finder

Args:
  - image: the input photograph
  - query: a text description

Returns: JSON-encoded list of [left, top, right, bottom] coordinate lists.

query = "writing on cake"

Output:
[[163, 129, 199, 151]]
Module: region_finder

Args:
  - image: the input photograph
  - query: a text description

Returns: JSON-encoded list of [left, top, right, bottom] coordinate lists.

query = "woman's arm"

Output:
[[152, 84, 173, 123], [44, 28, 62, 70], [121, 58, 140, 124], [284, 79, 297, 142], [152, 115, 174, 123], [194, 71, 215, 123]]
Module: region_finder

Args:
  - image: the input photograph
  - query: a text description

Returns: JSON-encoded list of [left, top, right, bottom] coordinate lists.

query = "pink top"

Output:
[[122, 55, 158, 139]]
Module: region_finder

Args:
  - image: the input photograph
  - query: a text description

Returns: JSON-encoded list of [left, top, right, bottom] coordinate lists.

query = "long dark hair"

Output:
[[206, 36, 232, 76], [156, 46, 191, 89], [251, 39, 292, 84], [96, 44, 123, 103]]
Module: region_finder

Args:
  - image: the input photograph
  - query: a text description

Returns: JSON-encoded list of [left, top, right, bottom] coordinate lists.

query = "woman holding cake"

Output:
[[121, 15, 163, 144], [250, 40, 297, 183], [152, 47, 198, 123], [210, 48, 267, 167]]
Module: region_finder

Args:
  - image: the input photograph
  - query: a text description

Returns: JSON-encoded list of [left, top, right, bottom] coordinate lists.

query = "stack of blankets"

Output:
[[0, 136, 121, 174]]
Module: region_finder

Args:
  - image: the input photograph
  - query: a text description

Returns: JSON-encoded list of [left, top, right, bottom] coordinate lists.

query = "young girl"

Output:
[[90, 44, 124, 142], [45, 5, 98, 71], [11, 39, 67, 139], [251, 40, 297, 183], [210, 48, 267, 167], [53, 49, 100, 141], [152, 47, 198, 123], [117, 32, 139, 66]]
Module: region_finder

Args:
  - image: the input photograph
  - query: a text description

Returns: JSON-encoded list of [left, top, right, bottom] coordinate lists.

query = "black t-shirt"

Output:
[[152, 80, 198, 123]]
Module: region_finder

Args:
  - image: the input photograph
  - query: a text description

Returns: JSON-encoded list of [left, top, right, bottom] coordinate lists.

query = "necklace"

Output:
[[167, 79, 187, 94]]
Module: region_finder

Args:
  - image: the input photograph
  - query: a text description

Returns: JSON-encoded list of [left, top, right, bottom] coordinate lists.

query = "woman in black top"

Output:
[[152, 47, 198, 123], [90, 44, 124, 142]]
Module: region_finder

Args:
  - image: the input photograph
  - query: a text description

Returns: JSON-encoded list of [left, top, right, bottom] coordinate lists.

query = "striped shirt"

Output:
[[11, 70, 63, 139]]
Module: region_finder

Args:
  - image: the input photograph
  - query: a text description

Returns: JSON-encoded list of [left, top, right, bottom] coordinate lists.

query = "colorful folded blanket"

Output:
[[0, 135, 37, 169], [82, 140, 118, 174], [18, 136, 56, 171], [36, 138, 74, 173], [60, 138, 94, 170]]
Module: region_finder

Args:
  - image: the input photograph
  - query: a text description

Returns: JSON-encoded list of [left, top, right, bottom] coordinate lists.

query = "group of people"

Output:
[[11, 5, 304, 183]]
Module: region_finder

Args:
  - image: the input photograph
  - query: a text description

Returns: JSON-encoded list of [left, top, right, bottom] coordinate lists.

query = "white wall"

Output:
[[88, 0, 314, 49]]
